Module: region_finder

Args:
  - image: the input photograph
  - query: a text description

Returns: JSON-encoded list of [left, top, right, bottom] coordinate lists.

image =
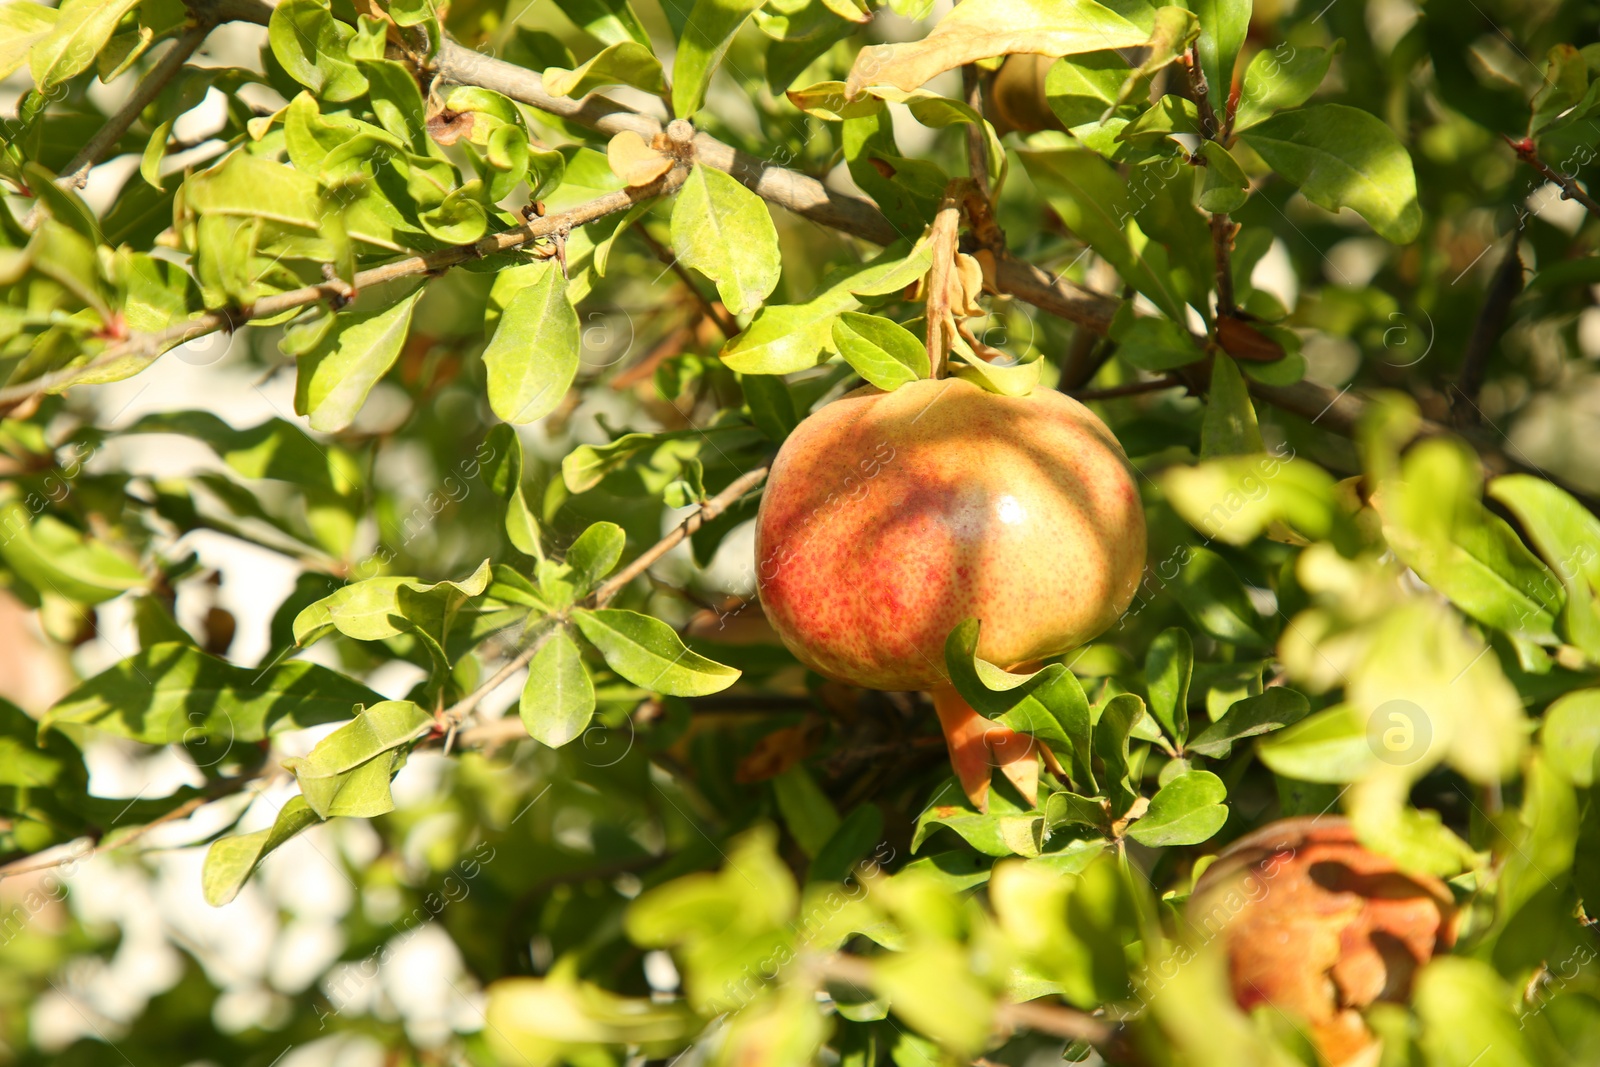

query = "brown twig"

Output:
[[0, 170, 689, 406], [1186, 49, 1236, 317], [0, 774, 259, 881], [439, 465, 771, 727], [1071, 374, 1187, 402], [1453, 235, 1525, 426], [1505, 134, 1600, 219], [61, 17, 217, 189], [961, 65, 991, 195], [634, 226, 740, 338]]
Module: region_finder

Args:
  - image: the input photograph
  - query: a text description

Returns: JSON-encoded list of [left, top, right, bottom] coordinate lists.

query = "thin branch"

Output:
[[1186, 49, 1236, 317], [590, 464, 770, 607], [0, 774, 258, 881], [961, 65, 990, 195], [0, 170, 688, 405], [1453, 234, 1524, 426], [816, 954, 1112, 1046], [439, 464, 771, 727], [1506, 134, 1600, 219], [1071, 374, 1186, 402], [1210, 212, 1236, 314], [62, 17, 217, 189], [633, 225, 740, 338]]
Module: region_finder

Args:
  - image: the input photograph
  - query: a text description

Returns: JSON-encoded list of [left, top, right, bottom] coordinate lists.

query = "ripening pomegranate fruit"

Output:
[[754, 377, 1146, 809]]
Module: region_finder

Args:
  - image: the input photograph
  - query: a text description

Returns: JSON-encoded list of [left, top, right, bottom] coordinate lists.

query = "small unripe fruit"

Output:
[[753, 378, 1146, 804]]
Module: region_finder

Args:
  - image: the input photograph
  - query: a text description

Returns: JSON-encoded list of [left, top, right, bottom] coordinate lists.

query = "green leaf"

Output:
[[786, 81, 885, 122], [184, 151, 322, 228], [1255, 704, 1373, 783], [1200, 352, 1264, 458], [0, 698, 84, 791], [418, 186, 489, 245], [1161, 453, 1353, 549], [0, 504, 145, 604], [544, 42, 666, 97], [1234, 40, 1344, 131], [1413, 959, 1542, 1067], [141, 118, 173, 192], [830, 312, 929, 390], [1044, 52, 1129, 128], [742, 373, 798, 442], [1144, 627, 1192, 747], [722, 239, 933, 374], [293, 560, 492, 653], [1489, 474, 1600, 660], [1109, 312, 1202, 371], [1017, 147, 1188, 323], [1118, 94, 1201, 148], [1092, 693, 1144, 817], [1183, 0, 1249, 113], [41, 643, 380, 744], [943, 618, 1097, 791], [284, 700, 432, 818], [672, 0, 767, 118], [0, 2, 59, 82], [773, 764, 841, 857], [552, 0, 652, 47], [124, 412, 341, 489], [519, 627, 596, 747], [1239, 104, 1421, 244], [950, 346, 1043, 397], [845, 0, 1147, 96], [573, 608, 741, 696], [482, 424, 544, 558], [268, 0, 368, 102], [1117, 7, 1200, 106], [1166, 546, 1271, 647], [809, 804, 884, 882], [912, 778, 1044, 857], [1126, 769, 1227, 847], [30, 0, 140, 89], [295, 290, 423, 433], [566, 521, 626, 591], [1542, 690, 1600, 787], [1187, 687, 1310, 759], [1195, 141, 1249, 213], [202, 796, 321, 907], [483, 261, 581, 425], [1378, 439, 1563, 645], [670, 164, 781, 317]]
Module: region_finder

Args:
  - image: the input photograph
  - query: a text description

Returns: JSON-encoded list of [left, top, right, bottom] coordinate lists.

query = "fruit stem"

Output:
[[924, 184, 965, 380], [930, 686, 1040, 812]]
